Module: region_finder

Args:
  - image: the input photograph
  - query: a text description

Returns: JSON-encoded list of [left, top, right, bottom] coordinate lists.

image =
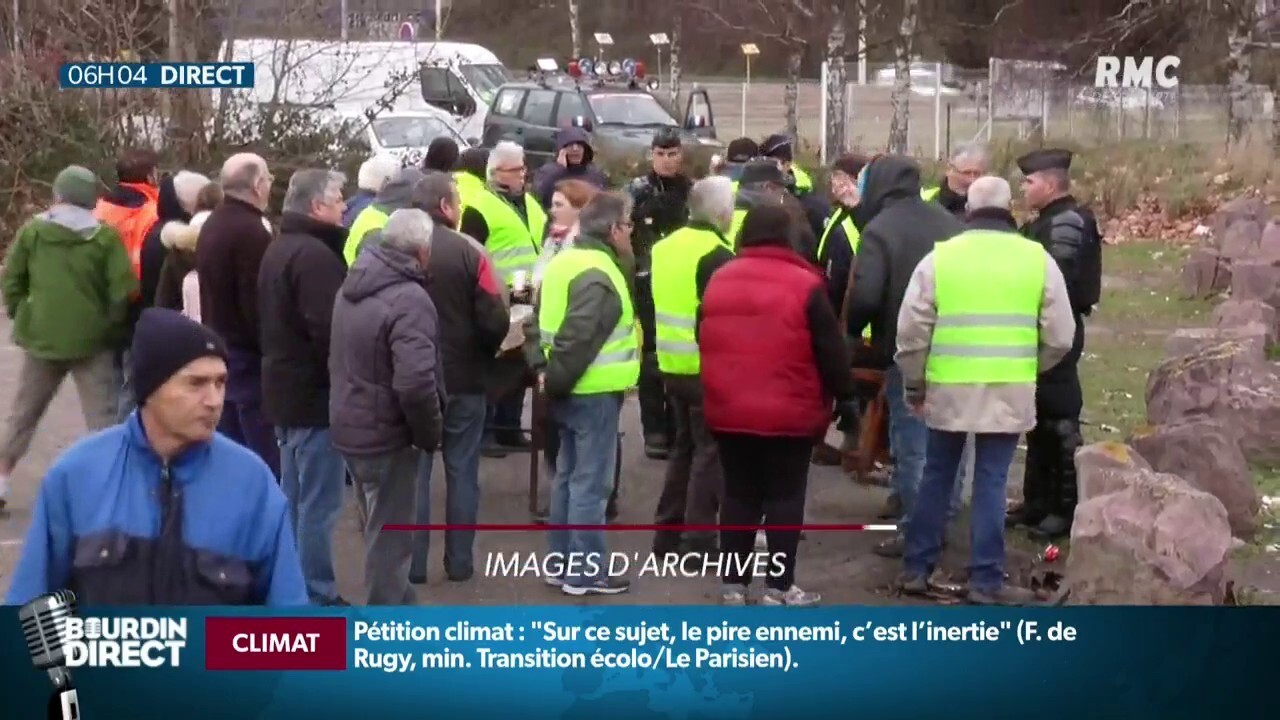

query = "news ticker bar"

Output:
[[58, 63, 254, 89]]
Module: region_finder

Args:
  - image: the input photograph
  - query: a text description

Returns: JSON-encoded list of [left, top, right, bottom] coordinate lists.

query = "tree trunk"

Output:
[[888, 0, 918, 154], [784, 45, 801, 140], [824, 6, 847, 159], [670, 11, 682, 108], [1225, 9, 1253, 150], [567, 0, 581, 59]]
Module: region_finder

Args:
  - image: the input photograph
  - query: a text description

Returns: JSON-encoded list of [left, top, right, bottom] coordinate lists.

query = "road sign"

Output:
[[649, 33, 670, 45], [399, 22, 415, 41], [741, 43, 760, 56], [594, 33, 614, 45]]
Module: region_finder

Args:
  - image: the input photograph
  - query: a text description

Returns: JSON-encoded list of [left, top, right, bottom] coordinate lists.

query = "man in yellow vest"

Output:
[[649, 176, 736, 557], [458, 141, 547, 452], [454, 147, 489, 216], [893, 176, 1076, 605], [342, 167, 426, 265], [527, 192, 639, 597], [920, 142, 990, 217]]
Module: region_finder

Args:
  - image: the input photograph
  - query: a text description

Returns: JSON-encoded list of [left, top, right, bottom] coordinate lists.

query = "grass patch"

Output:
[[1079, 242, 1216, 443]]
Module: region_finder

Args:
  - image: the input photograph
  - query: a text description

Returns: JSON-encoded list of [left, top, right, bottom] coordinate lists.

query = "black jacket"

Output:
[[196, 197, 274, 353], [687, 222, 735, 299], [819, 203, 871, 312], [531, 128, 611, 209], [626, 171, 692, 273], [933, 181, 968, 218], [1021, 195, 1099, 316], [258, 213, 348, 427], [966, 206, 1020, 233], [845, 156, 965, 365], [735, 184, 819, 264], [139, 177, 189, 313], [420, 213, 510, 396]]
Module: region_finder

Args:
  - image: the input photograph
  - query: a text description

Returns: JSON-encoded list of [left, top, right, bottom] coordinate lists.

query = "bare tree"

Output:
[[887, 0, 918, 154], [671, 11, 683, 107], [825, 2, 849, 157], [567, 0, 582, 59]]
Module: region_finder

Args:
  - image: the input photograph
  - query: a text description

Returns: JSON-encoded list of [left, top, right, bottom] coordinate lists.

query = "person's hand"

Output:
[[537, 372, 547, 393], [907, 395, 925, 417], [556, 148, 568, 167]]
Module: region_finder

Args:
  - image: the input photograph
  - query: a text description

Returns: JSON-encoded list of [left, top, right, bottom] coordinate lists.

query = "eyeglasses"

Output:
[[498, 166, 526, 173]]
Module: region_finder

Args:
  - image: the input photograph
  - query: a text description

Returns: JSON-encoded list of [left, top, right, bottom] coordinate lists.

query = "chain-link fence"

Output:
[[693, 59, 1276, 158]]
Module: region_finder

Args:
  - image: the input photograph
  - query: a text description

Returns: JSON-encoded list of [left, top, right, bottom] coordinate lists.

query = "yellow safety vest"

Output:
[[817, 213, 870, 341], [728, 208, 747, 249], [926, 229, 1046, 385], [921, 186, 941, 202], [792, 166, 814, 193], [344, 205, 390, 266], [467, 187, 546, 286], [651, 226, 733, 375], [538, 247, 640, 394], [454, 171, 485, 216]]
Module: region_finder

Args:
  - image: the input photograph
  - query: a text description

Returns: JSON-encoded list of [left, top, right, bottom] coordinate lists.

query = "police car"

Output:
[[480, 57, 721, 169]]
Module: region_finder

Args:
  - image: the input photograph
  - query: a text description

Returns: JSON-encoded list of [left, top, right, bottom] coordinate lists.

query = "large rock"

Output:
[[1067, 470, 1232, 605], [1210, 196, 1269, 243], [1146, 340, 1280, 463], [1230, 260, 1280, 310], [1180, 248, 1232, 299], [1213, 299, 1278, 345], [1075, 441, 1153, 502], [1218, 219, 1265, 259], [1128, 419, 1261, 538], [1162, 324, 1269, 360]]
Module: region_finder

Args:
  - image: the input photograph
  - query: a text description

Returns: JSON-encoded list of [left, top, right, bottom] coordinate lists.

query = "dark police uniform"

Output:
[[625, 130, 692, 457], [1010, 148, 1102, 539]]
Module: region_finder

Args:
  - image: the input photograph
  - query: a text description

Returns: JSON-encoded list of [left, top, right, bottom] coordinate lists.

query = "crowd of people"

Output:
[[0, 123, 1100, 608]]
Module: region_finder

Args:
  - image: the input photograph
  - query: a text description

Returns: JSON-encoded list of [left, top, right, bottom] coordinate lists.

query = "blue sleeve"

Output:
[[253, 474, 309, 607], [4, 468, 73, 605]]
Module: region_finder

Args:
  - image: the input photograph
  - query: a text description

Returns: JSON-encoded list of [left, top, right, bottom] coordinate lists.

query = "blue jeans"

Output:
[[485, 389, 526, 443], [412, 394, 486, 579], [548, 393, 622, 588], [885, 366, 928, 528], [904, 430, 1020, 592], [276, 427, 347, 604], [221, 348, 280, 478]]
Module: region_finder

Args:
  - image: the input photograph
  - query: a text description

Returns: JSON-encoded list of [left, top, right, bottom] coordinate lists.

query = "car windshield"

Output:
[[587, 93, 678, 127], [459, 64, 513, 105], [370, 116, 457, 148]]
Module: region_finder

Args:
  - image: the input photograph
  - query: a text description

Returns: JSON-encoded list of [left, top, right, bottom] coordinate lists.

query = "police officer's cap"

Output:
[[760, 133, 794, 162], [739, 159, 786, 186], [1016, 148, 1072, 176], [726, 137, 759, 163], [651, 129, 682, 149]]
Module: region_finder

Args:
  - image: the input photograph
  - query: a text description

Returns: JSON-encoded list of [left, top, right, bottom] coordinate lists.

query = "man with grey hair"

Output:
[[331, 208, 444, 605], [649, 175, 736, 557], [406, 172, 509, 584], [258, 168, 350, 605], [196, 151, 279, 476], [525, 192, 638, 597], [343, 166, 426, 264], [894, 170, 1075, 605], [922, 142, 990, 217], [459, 140, 548, 454], [344, 153, 399, 227]]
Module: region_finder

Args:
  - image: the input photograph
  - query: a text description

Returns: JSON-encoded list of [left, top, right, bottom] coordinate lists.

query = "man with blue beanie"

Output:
[[5, 307, 308, 606]]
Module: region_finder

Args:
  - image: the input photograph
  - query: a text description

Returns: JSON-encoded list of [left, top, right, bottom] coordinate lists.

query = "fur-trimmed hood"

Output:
[[161, 210, 272, 253]]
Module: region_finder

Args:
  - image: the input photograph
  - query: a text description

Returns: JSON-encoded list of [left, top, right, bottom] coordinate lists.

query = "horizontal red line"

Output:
[[382, 524, 895, 532]]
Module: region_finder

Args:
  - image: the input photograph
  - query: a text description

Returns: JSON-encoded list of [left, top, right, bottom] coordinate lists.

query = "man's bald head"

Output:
[[966, 175, 1012, 211], [221, 153, 270, 209]]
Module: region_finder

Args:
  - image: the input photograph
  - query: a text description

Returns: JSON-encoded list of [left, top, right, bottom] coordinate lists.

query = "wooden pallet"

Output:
[[841, 367, 891, 481]]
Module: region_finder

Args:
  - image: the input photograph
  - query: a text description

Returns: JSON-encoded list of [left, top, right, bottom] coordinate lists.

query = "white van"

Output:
[[221, 38, 514, 142]]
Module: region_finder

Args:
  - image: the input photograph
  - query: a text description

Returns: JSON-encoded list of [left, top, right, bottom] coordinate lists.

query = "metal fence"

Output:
[[691, 60, 1276, 159]]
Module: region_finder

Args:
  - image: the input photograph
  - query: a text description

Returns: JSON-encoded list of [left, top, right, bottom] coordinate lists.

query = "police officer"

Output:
[[649, 176, 736, 556], [1008, 149, 1101, 540], [625, 130, 692, 458]]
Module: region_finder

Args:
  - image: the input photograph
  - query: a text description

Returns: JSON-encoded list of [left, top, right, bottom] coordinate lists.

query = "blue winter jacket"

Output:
[[4, 413, 308, 607]]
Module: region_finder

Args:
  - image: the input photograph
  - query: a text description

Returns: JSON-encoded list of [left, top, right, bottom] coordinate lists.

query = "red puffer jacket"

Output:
[[699, 246, 831, 438]]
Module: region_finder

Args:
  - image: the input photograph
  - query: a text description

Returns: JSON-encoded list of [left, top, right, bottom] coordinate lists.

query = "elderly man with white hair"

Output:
[[331, 208, 445, 605], [344, 153, 400, 227], [648, 175, 736, 557], [892, 174, 1076, 606], [258, 169, 350, 606], [458, 140, 548, 454], [196, 152, 280, 476], [921, 142, 991, 217]]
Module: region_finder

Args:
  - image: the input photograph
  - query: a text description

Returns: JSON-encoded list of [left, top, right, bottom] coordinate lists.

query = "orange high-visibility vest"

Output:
[[95, 182, 160, 281]]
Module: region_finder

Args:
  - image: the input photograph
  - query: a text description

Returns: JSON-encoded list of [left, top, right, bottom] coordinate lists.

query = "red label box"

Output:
[[205, 617, 347, 671]]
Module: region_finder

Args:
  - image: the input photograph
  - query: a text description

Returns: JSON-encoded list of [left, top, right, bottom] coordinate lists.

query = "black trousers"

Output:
[[716, 432, 812, 591], [634, 274, 673, 442], [1021, 315, 1085, 517]]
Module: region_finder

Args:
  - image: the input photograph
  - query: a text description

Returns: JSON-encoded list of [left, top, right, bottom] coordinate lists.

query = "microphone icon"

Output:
[[18, 590, 81, 720]]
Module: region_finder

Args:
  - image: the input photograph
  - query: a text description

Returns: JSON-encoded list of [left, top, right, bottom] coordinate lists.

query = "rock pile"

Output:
[[1068, 196, 1277, 605]]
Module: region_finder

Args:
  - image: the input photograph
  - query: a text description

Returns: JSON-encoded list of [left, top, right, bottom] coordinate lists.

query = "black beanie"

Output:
[[131, 308, 229, 406], [424, 137, 460, 172], [739, 205, 792, 249]]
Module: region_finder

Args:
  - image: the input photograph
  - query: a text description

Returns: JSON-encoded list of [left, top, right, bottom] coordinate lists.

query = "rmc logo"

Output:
[[1094, 56, 1181, 89]]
